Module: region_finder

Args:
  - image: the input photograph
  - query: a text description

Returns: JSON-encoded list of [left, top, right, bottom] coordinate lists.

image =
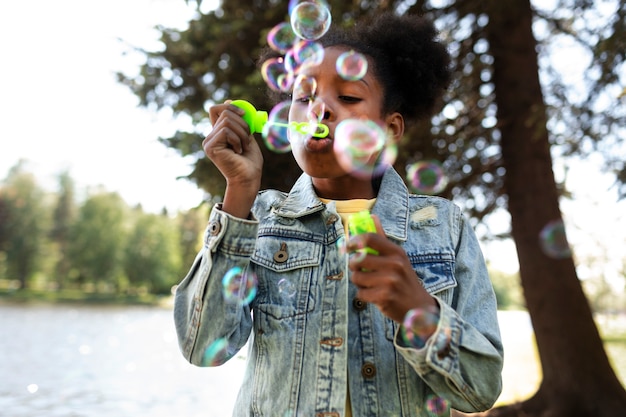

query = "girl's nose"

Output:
[[308, 98, 332, 122]]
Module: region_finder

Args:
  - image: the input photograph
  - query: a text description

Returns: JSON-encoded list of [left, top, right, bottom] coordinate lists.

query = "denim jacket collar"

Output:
[[272, 167, 410, 242]]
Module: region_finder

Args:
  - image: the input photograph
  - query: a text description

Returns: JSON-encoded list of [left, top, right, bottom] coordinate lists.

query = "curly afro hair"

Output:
[[318, 12, 451, 125], [258, 12, 451, 125]]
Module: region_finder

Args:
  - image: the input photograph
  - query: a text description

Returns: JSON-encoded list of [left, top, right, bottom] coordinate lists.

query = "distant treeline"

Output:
[[0, 161, 208, 296]]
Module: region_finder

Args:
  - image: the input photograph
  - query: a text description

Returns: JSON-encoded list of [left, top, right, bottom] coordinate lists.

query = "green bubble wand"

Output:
[[231, 99, 329, 138]]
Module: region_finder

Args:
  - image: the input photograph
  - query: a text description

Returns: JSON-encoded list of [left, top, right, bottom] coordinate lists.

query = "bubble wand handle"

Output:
[[347, 210, 379, 255], [231, 100, 329, 138]]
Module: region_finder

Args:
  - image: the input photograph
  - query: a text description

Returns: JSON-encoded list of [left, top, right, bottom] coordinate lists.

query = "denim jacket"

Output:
[[174, 167, 503, 417]]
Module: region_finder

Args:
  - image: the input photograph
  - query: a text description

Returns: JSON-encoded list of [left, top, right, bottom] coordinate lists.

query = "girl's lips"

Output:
[[304, 136, 333, 153]]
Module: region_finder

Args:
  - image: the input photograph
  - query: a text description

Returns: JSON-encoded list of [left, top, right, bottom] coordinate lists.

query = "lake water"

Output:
[[0, 303, 246, 417]]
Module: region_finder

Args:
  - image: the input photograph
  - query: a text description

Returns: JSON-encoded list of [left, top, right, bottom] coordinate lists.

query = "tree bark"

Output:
[[474, 0, 626, 415]]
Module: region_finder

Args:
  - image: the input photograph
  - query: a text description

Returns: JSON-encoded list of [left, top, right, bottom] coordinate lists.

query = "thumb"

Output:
[[371, 214, 385, 236]]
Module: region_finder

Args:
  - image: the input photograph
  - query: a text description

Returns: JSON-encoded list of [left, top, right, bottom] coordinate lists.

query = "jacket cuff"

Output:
[[393, 297, 461, 373], [204, 204, 259, 255]]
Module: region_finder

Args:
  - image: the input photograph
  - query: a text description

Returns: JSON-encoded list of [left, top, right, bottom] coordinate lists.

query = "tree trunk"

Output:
[[474, 0, 626, 415]]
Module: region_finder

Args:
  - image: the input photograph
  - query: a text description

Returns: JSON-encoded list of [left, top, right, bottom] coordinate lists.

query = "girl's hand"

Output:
[[204, 101, 264, 187], [203, 101, 264, 218], [347, 215, 438, 323]]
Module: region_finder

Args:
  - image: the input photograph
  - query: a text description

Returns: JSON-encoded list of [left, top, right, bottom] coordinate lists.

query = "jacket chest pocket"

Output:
[[250, 236, 322, 319], [409, 252, 457, 305], [385, 252, 457, 341]]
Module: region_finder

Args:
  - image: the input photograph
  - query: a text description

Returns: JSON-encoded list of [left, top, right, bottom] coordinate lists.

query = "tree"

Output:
[[117, 0, 626, 414], [67, 190, 128, 292], [49, 170, 76, 290], [0, 161, 49, 289], [177, 205, 207, 277], [475, 0, 626, 414], [124, 211, 182, 295]]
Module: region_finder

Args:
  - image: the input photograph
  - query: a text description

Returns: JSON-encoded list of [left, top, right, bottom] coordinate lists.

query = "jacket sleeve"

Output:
[[173, 205, 259, 366], [394, 207, 504, 412]]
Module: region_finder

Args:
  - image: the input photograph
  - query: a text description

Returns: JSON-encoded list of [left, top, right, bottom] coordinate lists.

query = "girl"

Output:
[[174, 12, 503, 417]]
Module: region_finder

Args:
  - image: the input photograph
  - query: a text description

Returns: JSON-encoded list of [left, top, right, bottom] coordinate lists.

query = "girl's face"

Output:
[[288, 46, 403, 192]]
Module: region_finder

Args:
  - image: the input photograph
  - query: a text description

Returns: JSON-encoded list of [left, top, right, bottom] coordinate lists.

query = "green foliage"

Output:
[[124, 212, 183, 295], [177, 205, 209, 276], [0, 161, 50, 289], [488, 266, 525, 310], [49, 171, 76, 289], [0, 162, 208, 299], [67, 191, 129, 291]]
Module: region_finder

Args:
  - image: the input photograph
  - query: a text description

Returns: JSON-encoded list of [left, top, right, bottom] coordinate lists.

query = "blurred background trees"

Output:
[[0, 162, 208, 298]]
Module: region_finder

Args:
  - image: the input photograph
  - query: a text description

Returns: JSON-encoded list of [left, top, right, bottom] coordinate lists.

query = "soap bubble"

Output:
[[401, 308, 439, 348], [267, 22, 297, 53], [222, 266, 258, 305], [336, 235, 347, 255], [406, 161, 448, 195], [277, 278, 297, 298], [292, 39, 324, 70], [425, 394, 450, 416], [539, 219, 572, 259], [290, 1, 331, 40], [261, 57, 294, 92], [334, 119, 396, 179], [201, 337, 231, 366], [292, 74, 317, 103], [336, 50, 368, 81], [307, 98, 326, 124], [263, 101, 292, 153]]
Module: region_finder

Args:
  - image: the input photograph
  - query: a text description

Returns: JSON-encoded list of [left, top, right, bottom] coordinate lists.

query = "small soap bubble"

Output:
[[425, 394, 450, 416], [336, 235, 347, 255], [222, 266, 258, 305], [292, 39, 324, 69], [307, 98, 326, 124], [201, 337, 231, 366], [267, 22, 297, 53], [292, 74, 317, 103], [401, 308, 439, 348], [334, 119, 396, 179], [261, 57, 294, 92], [263, 101, 292, 153], [336, 50, 368, 81], [283, 48, 299, 74], [539, 219, 572, 259], [290, 1, 331, 40], [277, 278, 297, 298], [349, 248, 368, 263], [406, 161, 448, 195]]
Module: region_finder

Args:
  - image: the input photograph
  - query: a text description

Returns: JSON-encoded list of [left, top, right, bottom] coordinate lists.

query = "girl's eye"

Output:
[[293, 95, 313, 103], [339, 96, 362, 103]]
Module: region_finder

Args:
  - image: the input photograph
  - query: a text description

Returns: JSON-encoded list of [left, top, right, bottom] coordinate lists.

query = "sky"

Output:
[[0, 0, 624, 278], [0, 0, 207, 214]]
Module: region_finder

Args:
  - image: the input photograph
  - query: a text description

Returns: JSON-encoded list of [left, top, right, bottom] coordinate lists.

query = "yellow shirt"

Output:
[[319, 197, 376, 417]]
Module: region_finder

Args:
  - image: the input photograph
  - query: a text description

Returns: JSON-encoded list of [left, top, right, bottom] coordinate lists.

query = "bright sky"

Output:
[[0, 0, 206, 214], [0, 0, 624, 279]]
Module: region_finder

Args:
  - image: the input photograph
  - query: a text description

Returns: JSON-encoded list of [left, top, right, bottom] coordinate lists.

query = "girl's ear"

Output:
[[385, 112, 405, 144]]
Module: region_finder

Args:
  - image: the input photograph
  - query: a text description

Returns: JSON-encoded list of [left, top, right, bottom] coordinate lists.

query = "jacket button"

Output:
[[208, 220, 221, 235], [361, 362, 376, 378], [326, 214, 339, 225], [353, 297, 367, 311]]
